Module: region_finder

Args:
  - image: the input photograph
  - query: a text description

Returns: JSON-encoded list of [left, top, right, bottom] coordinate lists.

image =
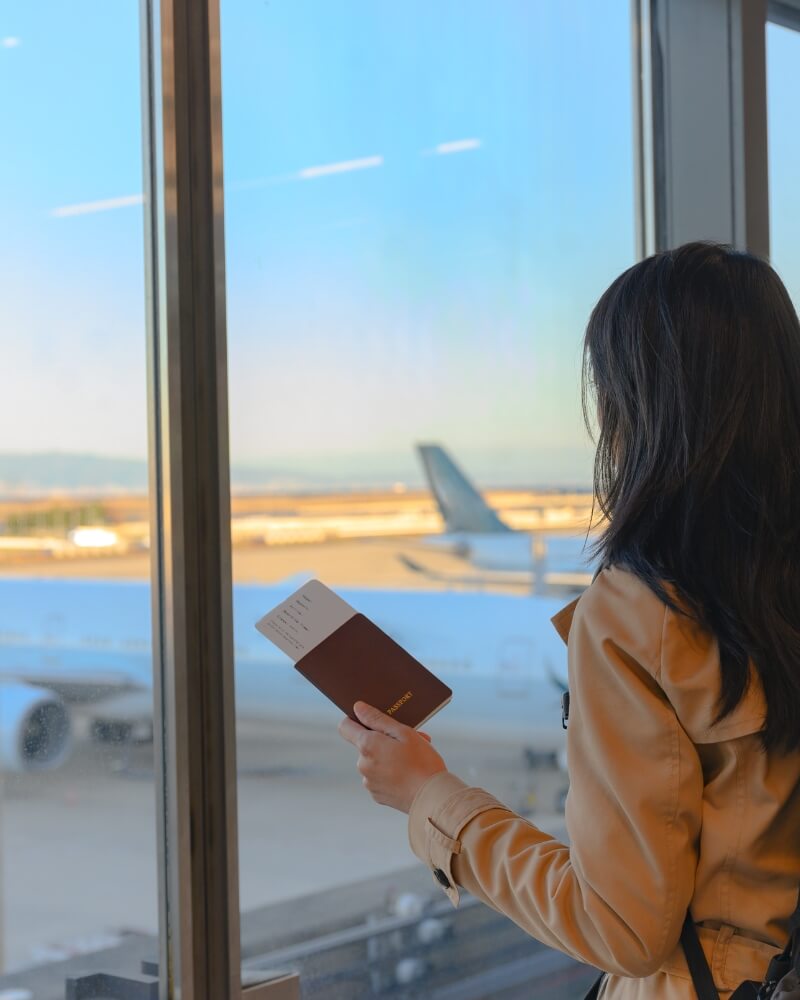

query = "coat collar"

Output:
[[550, 596, 581, 645], [550, 566, 601, 644]]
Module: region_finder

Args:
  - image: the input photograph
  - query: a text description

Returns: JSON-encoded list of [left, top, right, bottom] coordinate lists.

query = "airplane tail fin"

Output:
[[416, 444, 512, 534]]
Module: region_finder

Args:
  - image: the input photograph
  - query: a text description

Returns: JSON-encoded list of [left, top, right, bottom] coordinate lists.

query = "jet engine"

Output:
[[0, 681, 72, 772]]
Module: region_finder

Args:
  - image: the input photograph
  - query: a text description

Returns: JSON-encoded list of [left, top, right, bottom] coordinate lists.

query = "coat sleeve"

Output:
[[406, 570, 704, 977]]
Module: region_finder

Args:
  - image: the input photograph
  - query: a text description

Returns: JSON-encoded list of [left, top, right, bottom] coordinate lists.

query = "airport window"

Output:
[[0, 2, 159, 997], [767, 16, 800, 309], [221, 1, 634, 994], [7, 1, 783, 997]]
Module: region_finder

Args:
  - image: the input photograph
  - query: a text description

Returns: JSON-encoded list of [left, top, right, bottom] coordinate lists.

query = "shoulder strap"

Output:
[[789, 887, 800, 938], [583, 972, 605, 999], [680, 912, 721, 1000], [788, 887, 800, 975]]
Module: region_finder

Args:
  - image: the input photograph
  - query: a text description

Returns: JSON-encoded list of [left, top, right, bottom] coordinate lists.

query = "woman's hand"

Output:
[[338, 701, 448, 813]]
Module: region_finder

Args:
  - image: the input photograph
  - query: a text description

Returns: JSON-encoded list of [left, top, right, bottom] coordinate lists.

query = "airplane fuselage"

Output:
[[0, 577, 573, 758]]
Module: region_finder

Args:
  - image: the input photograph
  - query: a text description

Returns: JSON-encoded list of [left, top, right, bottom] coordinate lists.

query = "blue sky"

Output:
[[767, 22, 800, 312], [0, 3, 795, 489]]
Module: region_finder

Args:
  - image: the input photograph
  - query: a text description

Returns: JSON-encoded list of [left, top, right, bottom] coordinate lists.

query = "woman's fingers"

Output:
[[418, 731, 432, 742]]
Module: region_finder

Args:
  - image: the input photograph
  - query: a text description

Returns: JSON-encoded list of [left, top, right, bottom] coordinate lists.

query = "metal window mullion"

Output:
[[769, 0, 800, 31], [634, 0, 770, 256], [726, 0, 769, 256], [141, 0, 241, 997], [631, 0, 658, 259]]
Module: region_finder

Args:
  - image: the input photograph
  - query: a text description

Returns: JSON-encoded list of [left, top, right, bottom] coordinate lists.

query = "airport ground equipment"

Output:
[[0, 867, 600, 999], [65, 971, 157, 999], [144, 890, 598, 999]]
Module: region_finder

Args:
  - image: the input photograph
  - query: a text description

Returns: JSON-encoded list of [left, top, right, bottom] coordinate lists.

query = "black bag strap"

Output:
[[789, 887, 800, 974], [681, 892, 800, 999], [585, 901, 793, 1000], [680, 912, 721, 1000], [789, 888, 800, 937], [583, 972, 605, 999]]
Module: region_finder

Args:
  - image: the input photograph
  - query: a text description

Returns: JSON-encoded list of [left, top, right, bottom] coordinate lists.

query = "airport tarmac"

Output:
[[0, 492, 587, 991], [0, 715, 568, 977], [0, 533, 593, 604]]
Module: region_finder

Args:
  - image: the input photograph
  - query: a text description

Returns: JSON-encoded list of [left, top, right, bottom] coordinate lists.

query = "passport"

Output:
[[255, 579, 452, 729]]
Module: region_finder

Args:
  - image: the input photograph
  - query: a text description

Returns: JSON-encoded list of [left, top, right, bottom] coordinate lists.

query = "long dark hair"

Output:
[[582, 241, 800, 753]]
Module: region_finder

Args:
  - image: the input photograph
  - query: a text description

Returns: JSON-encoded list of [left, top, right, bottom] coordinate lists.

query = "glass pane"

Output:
[[0, 3, 159, 996], [767, 20, 800, 309], [221, 2, 634, 996]]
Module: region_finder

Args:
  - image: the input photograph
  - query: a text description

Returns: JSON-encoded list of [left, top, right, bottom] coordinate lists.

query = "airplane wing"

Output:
[[397, 552, 591, 593], [397, 552, 532, 587], [0, 668, 148, 704]]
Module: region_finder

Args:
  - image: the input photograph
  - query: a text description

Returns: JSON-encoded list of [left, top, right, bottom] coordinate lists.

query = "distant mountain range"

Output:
[[0, 452, 322, 495], [0, 452, 429, 495], [0, 451, 592, 496], [0, 453, 149, 493]]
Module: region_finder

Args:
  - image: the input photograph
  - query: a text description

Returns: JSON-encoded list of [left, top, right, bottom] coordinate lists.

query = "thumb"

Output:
[[418, 731, 432, 742], [353, 701, 407, 739]]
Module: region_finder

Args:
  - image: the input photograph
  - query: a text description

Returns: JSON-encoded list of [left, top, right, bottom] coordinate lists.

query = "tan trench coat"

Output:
[[407, 565, 800, 998]]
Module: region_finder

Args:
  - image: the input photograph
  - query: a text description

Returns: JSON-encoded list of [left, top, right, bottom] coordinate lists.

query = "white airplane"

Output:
[[414, 443, 596, 591], [0, 575, 574, 774]]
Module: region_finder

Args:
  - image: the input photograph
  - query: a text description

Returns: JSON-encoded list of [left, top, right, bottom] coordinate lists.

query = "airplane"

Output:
[[0, 575, 573, 775], [414, 443, 597, 591]]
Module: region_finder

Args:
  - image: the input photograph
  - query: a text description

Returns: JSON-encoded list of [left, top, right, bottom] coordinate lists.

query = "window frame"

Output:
[[769, 0, 800, 31], [141, 0, 248, 997], [632, 0, 770, 257], [139, 1, 783, 997]]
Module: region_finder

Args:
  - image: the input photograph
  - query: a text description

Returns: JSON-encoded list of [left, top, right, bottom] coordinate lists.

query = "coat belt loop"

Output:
[[711, 924, 735, 988]]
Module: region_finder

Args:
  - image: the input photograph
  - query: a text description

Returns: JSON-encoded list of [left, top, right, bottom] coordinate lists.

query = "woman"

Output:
[[338, 241, 800, 998]]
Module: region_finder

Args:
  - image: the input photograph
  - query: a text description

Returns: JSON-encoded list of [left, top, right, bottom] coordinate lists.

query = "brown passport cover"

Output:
[[295, 613, 452, 728]]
